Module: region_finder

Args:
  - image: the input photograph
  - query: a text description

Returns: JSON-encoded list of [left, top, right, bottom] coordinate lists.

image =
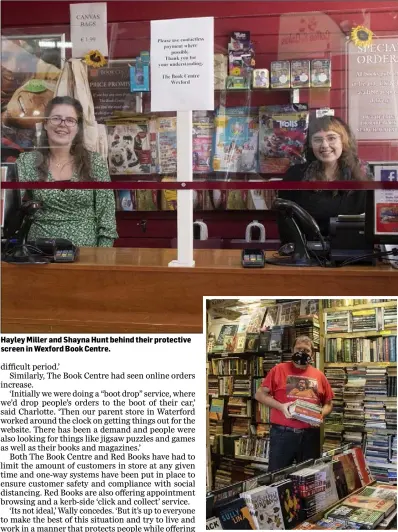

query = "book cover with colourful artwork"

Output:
[[157, 117, 177, 174], [240, 485, 284, 530], [217, 498, 256, 529], [212, 107, 259, 173], [344, 494, 395, 516], [108, 123, 151, 174], [192, 112, 214, 173], [259, 105, 309, 174]]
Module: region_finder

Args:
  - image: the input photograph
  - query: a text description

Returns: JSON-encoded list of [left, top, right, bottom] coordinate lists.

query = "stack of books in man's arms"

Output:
[[288, 400, 322, 425]]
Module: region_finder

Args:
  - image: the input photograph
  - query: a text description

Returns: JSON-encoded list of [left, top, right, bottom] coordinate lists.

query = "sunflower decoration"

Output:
[[350, 25, 374, 47], [84, 50, 107, 68]]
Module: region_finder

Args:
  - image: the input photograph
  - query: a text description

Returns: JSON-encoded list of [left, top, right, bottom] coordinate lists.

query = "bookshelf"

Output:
[[325, 362, 397, 367], [324, 301, 396, 313], [320, 298, 397, 484]]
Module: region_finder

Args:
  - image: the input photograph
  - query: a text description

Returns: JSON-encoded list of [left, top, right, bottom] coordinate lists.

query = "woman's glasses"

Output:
[[312, 134, 340, 146], [48, 116, 78, 127]]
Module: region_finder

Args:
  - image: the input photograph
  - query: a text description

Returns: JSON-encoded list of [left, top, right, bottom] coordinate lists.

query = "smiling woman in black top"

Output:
[[278, 116, 373, 242]]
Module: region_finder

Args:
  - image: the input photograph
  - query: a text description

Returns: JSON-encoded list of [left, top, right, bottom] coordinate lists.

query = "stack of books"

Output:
[[323, 411, 344, 452], [290, 462, 339, 519], [351, 308, 377, 331], [208, 375, 219, 396], [364, 397, 387, 430], [324, 486, 397, 530], [227, 397, 252, 417], [294, 315, 320, 348], [382, 305, 397, 330], [387, 366, 397, 396], [231, 417, 252, 436], [323, 367, 345, 451], [386, 400, 397, 433], [262, 352, 282, 373], [343, 374, 366, 444], [214, 457, 256, 490], [365, 431, 390, 483], [325, 311, 350, 333], [232, 377, 252, 396], [288, 400, 322, 425]]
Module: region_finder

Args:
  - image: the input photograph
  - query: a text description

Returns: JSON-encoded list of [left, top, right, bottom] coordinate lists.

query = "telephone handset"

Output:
[[273, 198, 326, 251]]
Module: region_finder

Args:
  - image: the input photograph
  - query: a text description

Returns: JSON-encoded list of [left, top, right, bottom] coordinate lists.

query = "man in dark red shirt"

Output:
[[255, 335, 334, 472]]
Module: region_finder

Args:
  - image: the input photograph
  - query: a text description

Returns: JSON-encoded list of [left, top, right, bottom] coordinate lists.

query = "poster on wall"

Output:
[[88, 60, 137, 123], [348, 37, 398, 142], [373, 165, 398, 236], [1, 34, 64, 162], [70, 2, 108, 58]]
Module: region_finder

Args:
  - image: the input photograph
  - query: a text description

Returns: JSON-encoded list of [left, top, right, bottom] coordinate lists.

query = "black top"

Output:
[[277, 163, 368, 243]]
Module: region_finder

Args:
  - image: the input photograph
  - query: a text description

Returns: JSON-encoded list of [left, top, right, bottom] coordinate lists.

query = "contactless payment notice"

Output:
[[150, 17, 214, 112]]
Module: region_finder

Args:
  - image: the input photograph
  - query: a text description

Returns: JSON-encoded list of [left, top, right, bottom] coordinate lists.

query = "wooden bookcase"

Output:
[[319, 299, 397, 484]]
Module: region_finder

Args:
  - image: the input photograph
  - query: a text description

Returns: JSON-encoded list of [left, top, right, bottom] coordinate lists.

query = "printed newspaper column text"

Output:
[[0, 334, 204, 532]]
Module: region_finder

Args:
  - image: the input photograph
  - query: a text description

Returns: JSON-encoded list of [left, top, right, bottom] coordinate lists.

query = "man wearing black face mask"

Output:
[[255, 335, 334, 472]]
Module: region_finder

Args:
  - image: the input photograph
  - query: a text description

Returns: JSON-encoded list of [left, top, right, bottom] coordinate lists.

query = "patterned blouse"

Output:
[[16, 151, 118, 247]]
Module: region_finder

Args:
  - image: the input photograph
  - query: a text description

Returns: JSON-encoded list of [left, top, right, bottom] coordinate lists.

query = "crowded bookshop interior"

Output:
[[206, 298, 397, 530]]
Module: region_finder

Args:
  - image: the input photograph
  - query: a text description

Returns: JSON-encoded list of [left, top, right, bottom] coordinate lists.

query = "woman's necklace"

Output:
[[50, 157, 73, 170]]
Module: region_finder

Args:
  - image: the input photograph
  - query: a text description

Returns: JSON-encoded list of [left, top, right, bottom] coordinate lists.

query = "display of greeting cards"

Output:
[[212, 107, 259, 173], [259, 104, 309, 174], [157, 117, 177, 174], [108, 123, 151, 174]]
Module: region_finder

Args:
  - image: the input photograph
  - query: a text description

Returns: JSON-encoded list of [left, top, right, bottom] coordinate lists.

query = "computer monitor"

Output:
[[1, 163, 22, 239]]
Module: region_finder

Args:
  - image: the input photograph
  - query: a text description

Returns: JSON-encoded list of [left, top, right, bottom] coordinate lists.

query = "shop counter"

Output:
[[2, 247, 397, 333]]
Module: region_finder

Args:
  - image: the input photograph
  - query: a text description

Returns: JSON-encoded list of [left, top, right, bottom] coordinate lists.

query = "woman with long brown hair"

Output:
[[277, 115, 373, 243], [16, 96, 118, 246]]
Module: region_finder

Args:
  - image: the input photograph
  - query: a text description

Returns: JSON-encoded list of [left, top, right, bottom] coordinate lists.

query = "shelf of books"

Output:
[[207, 298, 321, 490], [321, 298, 397, 485], [206, 444, 397, 530]]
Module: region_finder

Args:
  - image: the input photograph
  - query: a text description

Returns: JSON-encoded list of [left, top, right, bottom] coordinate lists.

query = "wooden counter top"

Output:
[[2, 248, 397, 333]]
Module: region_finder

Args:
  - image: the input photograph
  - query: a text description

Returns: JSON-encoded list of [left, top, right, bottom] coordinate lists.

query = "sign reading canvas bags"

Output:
[[150, 17, 214, 112], [70, 2, 108, 58]]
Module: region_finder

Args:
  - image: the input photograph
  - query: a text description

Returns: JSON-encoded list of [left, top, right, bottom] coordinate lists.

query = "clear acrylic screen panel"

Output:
[[2, 9, 398, 173], [2, 8, 397, 253]]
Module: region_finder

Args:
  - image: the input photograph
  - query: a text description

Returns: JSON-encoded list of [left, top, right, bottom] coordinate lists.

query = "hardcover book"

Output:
[[332, 460, 349, 500], [346, 507, 385, 529], [344, 494, 396, 516], [336, 453, 362, 493]]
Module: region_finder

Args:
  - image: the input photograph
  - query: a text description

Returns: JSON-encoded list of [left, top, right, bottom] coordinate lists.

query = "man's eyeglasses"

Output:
[[312, 134, 340, 146], [48, 116, 78, 127]]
